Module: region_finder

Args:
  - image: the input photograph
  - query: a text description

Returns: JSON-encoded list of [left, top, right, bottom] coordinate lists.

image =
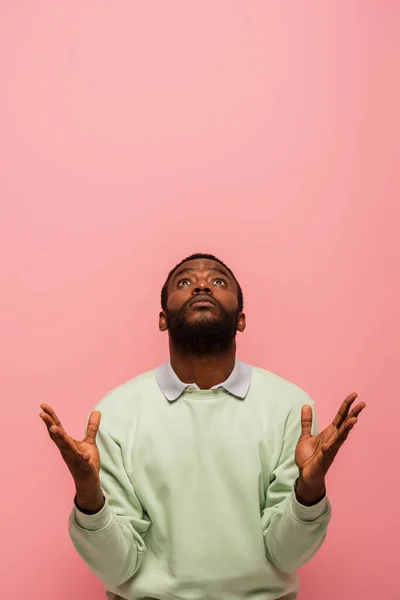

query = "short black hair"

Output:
[[161, 253, 243, 312]]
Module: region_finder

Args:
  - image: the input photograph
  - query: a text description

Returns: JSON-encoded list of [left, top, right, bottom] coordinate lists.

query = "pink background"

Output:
[[1, 2, 399, 599]]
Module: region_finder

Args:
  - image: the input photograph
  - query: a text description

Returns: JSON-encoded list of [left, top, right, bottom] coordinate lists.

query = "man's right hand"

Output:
[[39, 404, 105, 511]]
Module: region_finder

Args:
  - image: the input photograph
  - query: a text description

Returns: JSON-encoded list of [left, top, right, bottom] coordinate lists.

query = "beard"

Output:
[[166, 301, 239, 356]]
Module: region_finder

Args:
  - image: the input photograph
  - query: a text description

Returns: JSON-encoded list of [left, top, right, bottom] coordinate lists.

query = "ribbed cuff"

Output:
[[290, 489, 330, 522], [73, 495, 114, 531]]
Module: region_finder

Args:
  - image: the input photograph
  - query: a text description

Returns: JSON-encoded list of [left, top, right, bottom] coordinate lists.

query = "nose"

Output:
[[193, 281, 212, 295]]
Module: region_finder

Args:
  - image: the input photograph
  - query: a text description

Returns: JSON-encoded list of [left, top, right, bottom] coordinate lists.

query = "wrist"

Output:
[[75, 484, 104, 513], [295, 476, 326, 506]]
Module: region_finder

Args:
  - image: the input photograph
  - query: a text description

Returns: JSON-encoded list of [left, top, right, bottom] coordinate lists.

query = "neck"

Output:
[[169, 339, 236, 390]]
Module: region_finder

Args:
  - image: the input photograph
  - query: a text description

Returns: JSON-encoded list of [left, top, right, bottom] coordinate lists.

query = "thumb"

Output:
[[300, 405, 313, 438], [85, 410, 101, 445]]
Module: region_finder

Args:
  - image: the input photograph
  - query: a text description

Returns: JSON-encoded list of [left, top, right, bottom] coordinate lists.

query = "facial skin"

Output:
[[159, 258, 246, 356]]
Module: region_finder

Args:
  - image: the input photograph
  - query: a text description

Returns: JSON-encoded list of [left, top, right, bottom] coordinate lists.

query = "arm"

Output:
[[68, 422, 151, 588], [261, 399, 331, 573]]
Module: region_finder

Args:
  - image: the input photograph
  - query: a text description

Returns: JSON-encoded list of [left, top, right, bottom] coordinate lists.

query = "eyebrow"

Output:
[[172, 267, 232, 283]]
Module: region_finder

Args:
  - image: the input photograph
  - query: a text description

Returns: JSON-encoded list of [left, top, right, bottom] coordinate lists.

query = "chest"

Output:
[[123, 398, 283, 510]]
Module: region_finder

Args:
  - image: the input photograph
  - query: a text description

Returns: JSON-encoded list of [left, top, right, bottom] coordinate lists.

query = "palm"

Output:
[[62, 432, 100, 474], [296, 424, 340, 483], [40, 404, 101, 484], [295, 393, 366, 486]]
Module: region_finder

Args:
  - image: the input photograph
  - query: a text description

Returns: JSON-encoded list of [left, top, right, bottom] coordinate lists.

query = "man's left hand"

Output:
[[294, 393, 366, 504]]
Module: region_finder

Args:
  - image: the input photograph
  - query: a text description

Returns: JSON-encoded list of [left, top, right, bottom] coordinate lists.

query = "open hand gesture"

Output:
[[295, 393, 366, 489], [39, 404, 102, 488]]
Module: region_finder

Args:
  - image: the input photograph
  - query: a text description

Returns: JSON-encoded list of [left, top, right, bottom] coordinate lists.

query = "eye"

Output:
[[213, 278, 226, 287], [178, 278, 192, 287]]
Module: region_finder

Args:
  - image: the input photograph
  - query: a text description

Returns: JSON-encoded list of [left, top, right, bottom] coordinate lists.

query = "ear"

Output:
[[237, 312, 246, 333], [159, 310, 168, 332]]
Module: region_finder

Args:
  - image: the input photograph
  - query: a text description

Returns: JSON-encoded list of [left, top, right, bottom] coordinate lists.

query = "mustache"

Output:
[[183, 296, 221, 310]]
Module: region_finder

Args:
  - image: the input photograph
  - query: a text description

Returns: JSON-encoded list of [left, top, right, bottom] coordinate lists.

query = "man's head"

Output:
[[159, 253, 246, 355]]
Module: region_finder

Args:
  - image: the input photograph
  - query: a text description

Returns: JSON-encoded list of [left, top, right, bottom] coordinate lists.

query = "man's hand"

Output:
[[294, 393, 366, 504], [39, 404, 105, 511]]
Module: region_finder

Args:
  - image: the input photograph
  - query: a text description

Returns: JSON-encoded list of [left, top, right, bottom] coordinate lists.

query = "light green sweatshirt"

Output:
[[69, 363, 331, 600]]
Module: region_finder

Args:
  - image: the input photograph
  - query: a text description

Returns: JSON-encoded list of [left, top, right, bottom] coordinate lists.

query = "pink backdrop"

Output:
[[1, 2, 399, 599]]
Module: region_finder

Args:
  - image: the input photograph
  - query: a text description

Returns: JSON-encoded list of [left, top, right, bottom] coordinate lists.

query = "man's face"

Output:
[[159, 259, 246, 355]]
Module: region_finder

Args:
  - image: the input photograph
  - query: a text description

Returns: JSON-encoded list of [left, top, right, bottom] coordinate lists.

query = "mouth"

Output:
[[190, 301, 215, 308], [188, 296, 217, 309]]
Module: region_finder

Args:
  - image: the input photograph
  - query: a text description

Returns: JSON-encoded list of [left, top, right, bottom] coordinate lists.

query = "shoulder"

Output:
[[93, 369, 158, 418], [249, 364, 315, 412]]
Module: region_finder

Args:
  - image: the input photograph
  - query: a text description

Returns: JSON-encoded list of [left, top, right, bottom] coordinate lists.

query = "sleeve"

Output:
[[260, 396, 332, 573], [68, 421, 151, 588]]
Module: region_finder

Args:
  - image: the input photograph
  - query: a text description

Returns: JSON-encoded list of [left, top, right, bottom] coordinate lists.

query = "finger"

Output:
[[347, 401, 366, 420], [40, 411, 55, 429], [40, 412, 66, 442], [40, 413, 92, 473], [40, 413, 75, 452], [300, 405, 313, 438], [47, 426, 91, 470], [84, 411, 101, 445], [40, 412, 59, 442], [323, 416, 358, 454], [40, 404, 64, 429], [332, 393, 358, 428], [48, 425, 75, 452], [337, 402, 365, 439], [341, 415, 358, 436]]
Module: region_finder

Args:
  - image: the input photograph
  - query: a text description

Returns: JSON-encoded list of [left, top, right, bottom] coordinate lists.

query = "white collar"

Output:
[[155, 359, 252, 402]]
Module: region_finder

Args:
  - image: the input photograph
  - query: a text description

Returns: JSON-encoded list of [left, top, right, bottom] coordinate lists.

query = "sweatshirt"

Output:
[[68, 361, 331, 600]]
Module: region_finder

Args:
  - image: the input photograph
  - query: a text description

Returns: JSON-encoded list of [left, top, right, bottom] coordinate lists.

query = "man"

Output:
[[39, 253, 365, 600]]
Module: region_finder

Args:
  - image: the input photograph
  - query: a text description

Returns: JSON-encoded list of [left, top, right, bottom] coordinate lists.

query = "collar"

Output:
[[155, 359, 252, 402]]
